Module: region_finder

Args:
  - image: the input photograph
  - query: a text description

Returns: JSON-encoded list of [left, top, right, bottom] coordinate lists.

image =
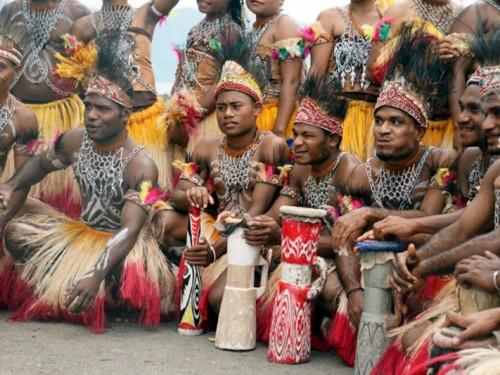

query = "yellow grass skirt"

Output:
[[127, 97, 172, 190], [341, 99, 375, 161], [6, 212, 176, 332], [422, 118, 454, 149], [256, 100, 296, 140]]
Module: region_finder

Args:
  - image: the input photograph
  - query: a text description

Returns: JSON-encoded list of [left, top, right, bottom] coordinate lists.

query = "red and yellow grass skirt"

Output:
[[3, 212, 176, 333]]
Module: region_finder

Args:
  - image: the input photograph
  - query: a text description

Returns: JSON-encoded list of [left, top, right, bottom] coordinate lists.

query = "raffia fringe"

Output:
[[341, 100, 375, 161], [6, 212, 175, 331]]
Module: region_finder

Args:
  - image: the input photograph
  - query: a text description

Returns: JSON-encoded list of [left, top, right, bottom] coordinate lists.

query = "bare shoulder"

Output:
[[316, 7, 343, 35], [274, 14, 301, 39], [127, 147, 159, 183], [428, 147, 459, 169], [13, 102, 38, 140], [67, 0, 91, 20], [70, 14, 93, 39], [192, 136, 221, 161], [261, 132, 288, 149], [58, 128, 86, 155], [384, 0, 413, 18]]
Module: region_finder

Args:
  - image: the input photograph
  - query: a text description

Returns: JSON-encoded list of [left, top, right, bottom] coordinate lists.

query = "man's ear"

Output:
[[328, 133, 341, 149], [254, 101, 262, 117], [415, 124, 425, 142]]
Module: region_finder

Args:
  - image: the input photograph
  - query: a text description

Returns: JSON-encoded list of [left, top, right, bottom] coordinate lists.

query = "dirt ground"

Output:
[[0, 312, 353, 375]]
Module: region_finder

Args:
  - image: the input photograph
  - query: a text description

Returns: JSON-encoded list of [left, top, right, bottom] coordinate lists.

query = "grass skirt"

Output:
[[341, 100, 375, 161], [256, 100, 296, 140], [422, 118, 454, 149], [127, 97, 172, 190], [4, 212, 176, 333]]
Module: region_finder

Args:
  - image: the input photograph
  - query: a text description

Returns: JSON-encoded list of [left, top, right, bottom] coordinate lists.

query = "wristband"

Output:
[[493, 270, 500, 293]]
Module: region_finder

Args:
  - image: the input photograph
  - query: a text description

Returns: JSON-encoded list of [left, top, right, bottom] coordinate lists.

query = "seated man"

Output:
[[0, 45, 176, 333], [159, 60, 289, 317], [331, 26, 457, 308], [242, 76, 361, 365], [364, 70, 496, 245], [371, 27, 500, 375]]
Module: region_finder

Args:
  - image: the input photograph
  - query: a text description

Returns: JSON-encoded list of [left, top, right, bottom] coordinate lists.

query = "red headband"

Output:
[[375, 81, 427, 127], [294, 96, 343, 136]]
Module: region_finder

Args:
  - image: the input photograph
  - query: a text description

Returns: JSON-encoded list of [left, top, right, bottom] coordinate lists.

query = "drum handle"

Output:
[[307, 256, 328, 300]]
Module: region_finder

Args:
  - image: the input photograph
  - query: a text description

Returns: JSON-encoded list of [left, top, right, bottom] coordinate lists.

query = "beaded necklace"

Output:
[[413, 0, 456, 34], [303, 153, 344, 209], [366, 148, 431, 210], [11, 0, 69, 96]]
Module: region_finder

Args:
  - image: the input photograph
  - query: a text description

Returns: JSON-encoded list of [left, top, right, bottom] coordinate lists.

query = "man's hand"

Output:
[[184, 237, 214, 267], [0, 183, 15, 211], [243, 215, 281, 247], [186, 186, 214, 209], [347, 289, 364, 328], [433, 309, 500, 349], [389, 244, 420, 293], [372, 216, 417, 243], [64, 272, 103, 314], [454, 252, 500, 292], [332, 207, 372, 251]]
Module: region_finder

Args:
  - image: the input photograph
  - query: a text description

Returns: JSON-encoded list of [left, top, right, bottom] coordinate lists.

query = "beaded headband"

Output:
[[86, 75, 133, 109], [467, 68, 482, 87], [215, 61, 263, 104], [295, 96, 343, 136], [479, 66, 500, 97], [0, 36, 22, 66], [375, 79, 428, 128]]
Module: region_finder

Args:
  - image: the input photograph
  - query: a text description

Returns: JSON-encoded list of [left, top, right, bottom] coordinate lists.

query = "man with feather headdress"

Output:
[[0, 34, 177, 333]]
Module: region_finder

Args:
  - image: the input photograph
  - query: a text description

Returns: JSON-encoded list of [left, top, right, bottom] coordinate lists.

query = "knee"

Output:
[[154, 210, 187, 247], [4, 224, 27, 262]]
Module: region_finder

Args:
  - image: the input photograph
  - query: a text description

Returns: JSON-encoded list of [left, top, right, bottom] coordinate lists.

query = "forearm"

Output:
[[416, 222, 469, 262], [335, 247, 362, 292], [197, 86, 217, 116], [9, 155, 54, 190], [366, 207, 427, 224], [152, 0, 179, 16], [418, 228, 500, 277], [90, 226, 142, 280], [411, 210, 463, 235], [274, 79, 299, 135], [1, 187, 29, 224], [317, 233, 334, 258]]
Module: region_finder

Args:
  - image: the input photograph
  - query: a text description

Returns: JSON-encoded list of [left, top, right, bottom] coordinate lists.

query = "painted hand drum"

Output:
[[215, 226, 269, 351], [178, 207, 204, 335], [354, 240, 405, 375], [268, 206, 327, 364]]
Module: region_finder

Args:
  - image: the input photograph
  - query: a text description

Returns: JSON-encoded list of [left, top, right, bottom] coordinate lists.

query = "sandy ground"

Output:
[[0, 312, 353, 375]]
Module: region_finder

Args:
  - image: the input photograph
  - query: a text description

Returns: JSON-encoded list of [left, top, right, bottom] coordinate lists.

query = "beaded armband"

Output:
[[14, 139, 40, 156], [300, 21, 332, 48], [432, 168, 458, 213], [272, 38, 308, 61], [125, 180, 168, 213], [173, 160, 204, 186], [335, 192, 364, 215], [253, 162, 281, 186], [280, 185, 303, 204]]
